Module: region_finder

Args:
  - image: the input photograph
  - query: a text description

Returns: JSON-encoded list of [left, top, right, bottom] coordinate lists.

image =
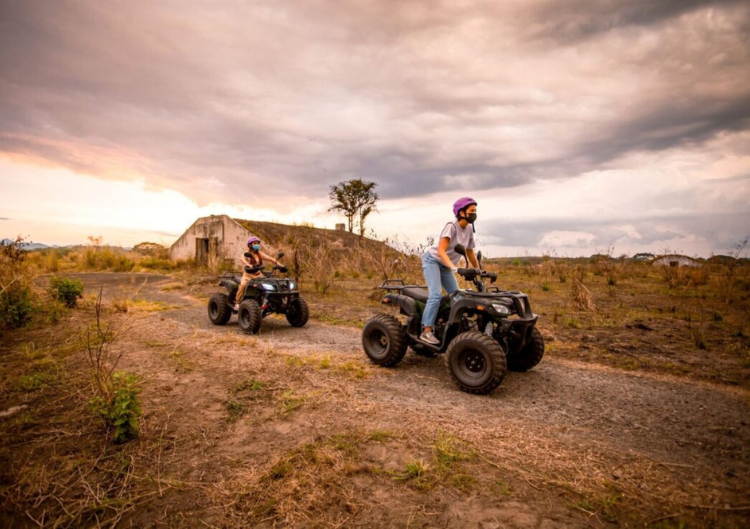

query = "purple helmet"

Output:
[[246, 236, 261, 246], [453, 197, 477, 218]]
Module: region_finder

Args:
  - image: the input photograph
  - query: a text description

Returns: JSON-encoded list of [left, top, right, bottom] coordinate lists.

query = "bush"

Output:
[[49, 276, 84, 308], [0, 284, 34, 328], [1, 237, 37, 329]]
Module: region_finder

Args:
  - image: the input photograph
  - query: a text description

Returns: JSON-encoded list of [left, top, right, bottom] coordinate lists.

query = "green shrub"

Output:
[[0, 285, 34, 328], [89, 372, 142, 443], [49, 276, 84, 308]]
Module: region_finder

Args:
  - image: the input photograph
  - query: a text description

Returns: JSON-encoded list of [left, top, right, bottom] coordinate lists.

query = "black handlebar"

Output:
[[457, 268, 497, 281]]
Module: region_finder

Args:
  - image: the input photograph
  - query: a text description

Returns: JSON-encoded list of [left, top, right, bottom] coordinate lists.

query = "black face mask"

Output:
[[465, 212, 477, 223]]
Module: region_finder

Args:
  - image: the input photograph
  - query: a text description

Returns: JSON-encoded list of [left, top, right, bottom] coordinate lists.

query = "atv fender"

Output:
[[447, 297, 486, 325], [220, 279, 239, 301], [384, 293, 419, 316]]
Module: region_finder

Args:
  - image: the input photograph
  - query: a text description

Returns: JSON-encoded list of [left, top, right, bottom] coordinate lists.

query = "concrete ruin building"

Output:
[[651, 254, 702, 268], [170, 215, 272, 267]]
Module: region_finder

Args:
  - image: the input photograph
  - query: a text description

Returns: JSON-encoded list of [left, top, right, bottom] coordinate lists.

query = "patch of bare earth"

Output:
[[1, 273, 749, 527]]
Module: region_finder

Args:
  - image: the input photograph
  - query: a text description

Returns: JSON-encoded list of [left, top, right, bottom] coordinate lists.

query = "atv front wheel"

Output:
[[507, 327, 544, 372], [286, 297, 309, 328], [238, 299, 262, 335], [446, 331, 506, 394], [208, 293, 232, 325], [362, 313, 408, 367]]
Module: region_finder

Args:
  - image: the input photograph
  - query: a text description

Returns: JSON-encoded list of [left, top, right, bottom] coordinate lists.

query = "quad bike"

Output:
[[361, 245, 544, 395], [207, 251, 309, 334]]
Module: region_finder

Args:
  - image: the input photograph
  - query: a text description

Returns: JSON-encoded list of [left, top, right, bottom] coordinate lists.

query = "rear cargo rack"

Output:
[[377, 279, 427, 293]]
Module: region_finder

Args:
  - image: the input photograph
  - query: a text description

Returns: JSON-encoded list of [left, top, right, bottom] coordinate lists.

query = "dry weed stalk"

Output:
[[302, 242, 337, 294], [85, 288, 128, 401], [572, 268, 596, 312]]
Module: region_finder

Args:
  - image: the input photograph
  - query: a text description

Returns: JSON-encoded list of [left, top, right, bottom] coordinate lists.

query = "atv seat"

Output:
[[402, 287, 449, 305]]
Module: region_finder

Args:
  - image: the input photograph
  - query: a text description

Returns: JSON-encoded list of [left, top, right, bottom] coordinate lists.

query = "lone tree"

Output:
[[328, 179, 378, 237]]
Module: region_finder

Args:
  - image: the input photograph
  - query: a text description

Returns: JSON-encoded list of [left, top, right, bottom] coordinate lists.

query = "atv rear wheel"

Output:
[[238, 299, 262, 335], [446, 331, 506, 394], [286, 297, 309, 328], [362, 313, 408, 367], [507, 327, 545, 372], [208, 293, 232, 325]]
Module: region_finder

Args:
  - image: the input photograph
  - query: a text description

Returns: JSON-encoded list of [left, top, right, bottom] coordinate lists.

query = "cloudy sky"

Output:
[[1, 0, 749, 257]]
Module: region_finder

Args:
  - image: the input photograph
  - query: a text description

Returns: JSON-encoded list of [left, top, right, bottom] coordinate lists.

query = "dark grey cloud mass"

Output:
[[0, 0, 749, 208]]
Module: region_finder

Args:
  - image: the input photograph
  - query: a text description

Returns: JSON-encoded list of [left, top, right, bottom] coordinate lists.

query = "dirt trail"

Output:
[[71, 273, 750, 526]]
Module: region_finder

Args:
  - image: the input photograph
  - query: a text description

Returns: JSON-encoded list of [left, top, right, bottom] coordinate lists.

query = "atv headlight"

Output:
[[491, 303, 511, 315], [288, 281, 296, 290], [261, 283, 276, 291]]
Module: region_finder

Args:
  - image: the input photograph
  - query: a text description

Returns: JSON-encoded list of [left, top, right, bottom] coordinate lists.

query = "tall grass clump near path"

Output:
[[0, 237, 36, 329], [85, 288, 142, 443]]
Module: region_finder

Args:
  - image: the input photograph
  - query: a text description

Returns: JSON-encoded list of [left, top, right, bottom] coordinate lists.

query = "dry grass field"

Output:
[[2, 240, 750, 527]]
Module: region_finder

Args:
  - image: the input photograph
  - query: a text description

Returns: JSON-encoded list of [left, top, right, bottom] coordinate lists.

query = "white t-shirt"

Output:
[[428, 221, 475, 266]]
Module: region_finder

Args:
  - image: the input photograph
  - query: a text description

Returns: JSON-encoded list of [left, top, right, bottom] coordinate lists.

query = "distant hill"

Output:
[[1, 238, 50, 250]]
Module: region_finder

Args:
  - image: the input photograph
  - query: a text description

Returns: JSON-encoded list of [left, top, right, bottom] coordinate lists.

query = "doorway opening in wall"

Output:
[[196, 238, 209, 266]]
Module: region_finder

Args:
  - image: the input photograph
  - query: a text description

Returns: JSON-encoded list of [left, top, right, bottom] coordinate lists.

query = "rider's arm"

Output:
[[466, 249, 479, 269], [260, 251, 278, 265], [437, 237, 457, 271]]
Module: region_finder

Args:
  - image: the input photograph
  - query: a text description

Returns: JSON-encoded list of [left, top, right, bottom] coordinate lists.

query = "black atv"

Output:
[[207, 252, 309, 334], [361, 245, 544, 395]]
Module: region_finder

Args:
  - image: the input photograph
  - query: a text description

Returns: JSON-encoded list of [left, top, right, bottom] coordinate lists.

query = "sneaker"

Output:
[[234, 303, 240, 311], [419, 331, 440, 345]]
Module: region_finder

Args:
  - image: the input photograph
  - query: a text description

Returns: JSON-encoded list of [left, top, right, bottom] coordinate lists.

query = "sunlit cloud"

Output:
[[1, 0, 748, 255]]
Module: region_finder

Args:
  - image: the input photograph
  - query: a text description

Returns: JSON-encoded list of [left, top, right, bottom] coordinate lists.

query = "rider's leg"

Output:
[[234, 273, 251, 309], [439, 262, 459, 295], [421, 253, 443, 343]]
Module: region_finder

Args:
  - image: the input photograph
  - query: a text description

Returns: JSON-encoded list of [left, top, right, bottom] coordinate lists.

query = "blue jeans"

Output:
[[421, 252, 458, 328]]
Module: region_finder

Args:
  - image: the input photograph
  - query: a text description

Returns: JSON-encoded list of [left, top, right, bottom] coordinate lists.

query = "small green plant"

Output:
[[89, 372, 142, 443], [494, 478, 513, 496], [395, 459, 429, 486], [49, 276, 84, 308], [367, 430, 395, 442], [278, 390, 306, 413], [225, 399, 247, 421], [541, 283, 550, 292]]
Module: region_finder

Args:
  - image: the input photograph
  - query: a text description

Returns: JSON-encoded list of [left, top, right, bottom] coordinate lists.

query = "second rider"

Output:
[[419, 197, 480, 345]]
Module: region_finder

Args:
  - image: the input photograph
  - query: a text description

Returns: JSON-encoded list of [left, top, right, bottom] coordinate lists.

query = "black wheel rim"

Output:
[[456, 348, 488, 380], [240, 308, 250, 327], [209, 300, 219, 319], [367, 328, 388, 358]]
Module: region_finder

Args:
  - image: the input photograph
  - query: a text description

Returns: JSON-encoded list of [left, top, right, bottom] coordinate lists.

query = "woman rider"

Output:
[[234, 236, 283, 310], [419, 197, 480, 345]]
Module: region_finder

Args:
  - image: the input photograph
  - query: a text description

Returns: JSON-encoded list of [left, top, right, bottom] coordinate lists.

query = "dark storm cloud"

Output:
[[525, 0, 747, 44], [1, 0, 749, 202]]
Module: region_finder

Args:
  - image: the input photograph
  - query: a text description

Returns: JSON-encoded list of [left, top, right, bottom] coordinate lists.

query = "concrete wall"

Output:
[[170, 215, 251, 265]]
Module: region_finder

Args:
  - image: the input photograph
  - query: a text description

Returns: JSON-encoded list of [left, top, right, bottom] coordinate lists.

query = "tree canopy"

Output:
[[328, 179, 378, 237]]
